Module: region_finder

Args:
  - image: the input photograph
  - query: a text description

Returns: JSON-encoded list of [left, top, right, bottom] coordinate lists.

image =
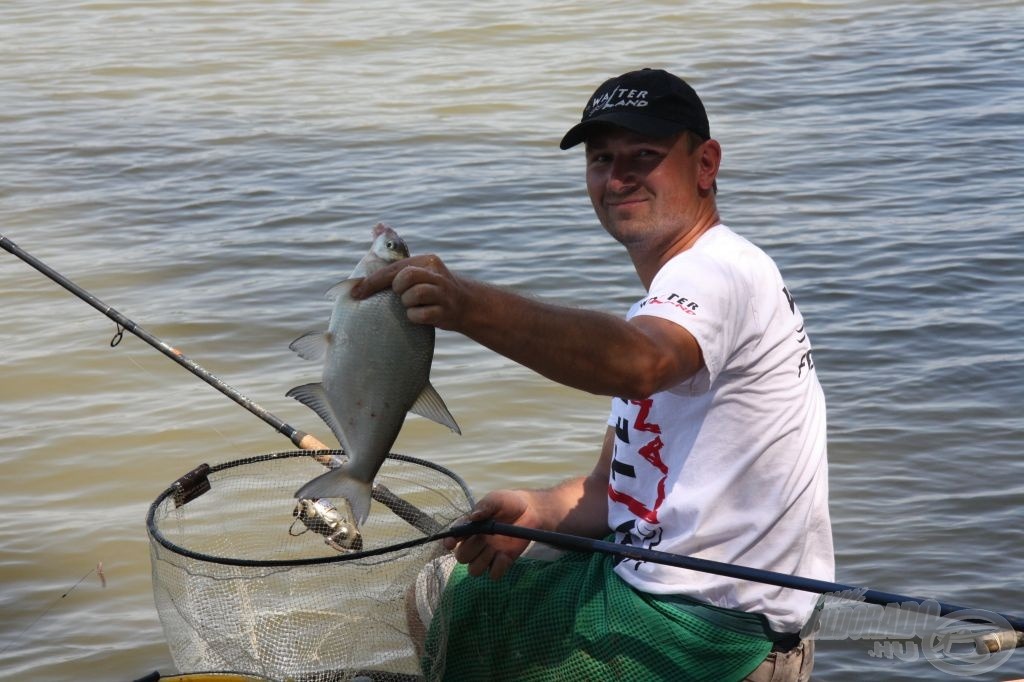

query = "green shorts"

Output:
[[421, 549, 773, 681]]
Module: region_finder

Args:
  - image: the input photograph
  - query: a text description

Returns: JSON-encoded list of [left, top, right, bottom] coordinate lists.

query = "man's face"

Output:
[[584, 128, 707, 248]]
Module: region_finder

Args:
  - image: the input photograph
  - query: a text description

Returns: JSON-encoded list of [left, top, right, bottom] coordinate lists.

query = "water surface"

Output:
[[1, 1, 1022, 679]]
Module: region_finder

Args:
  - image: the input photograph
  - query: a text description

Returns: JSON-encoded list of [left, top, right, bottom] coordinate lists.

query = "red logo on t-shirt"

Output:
[[608, 399, 668, 524], [638, 293, 699, 315]]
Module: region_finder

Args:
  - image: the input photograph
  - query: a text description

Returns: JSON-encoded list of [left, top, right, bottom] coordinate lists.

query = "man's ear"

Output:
[[697, 139, 721, 195]]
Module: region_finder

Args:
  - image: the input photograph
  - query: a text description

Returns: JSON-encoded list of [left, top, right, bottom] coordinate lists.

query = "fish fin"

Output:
[[294, 467, 373, 525], [326, 278, 357, 301], [288, 331, 332, 361], [409, 382, 462, 435], [286, 383, 347, 446]]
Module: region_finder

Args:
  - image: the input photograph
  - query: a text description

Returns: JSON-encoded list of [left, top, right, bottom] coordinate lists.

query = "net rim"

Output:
[[146, 450, 473, 568]]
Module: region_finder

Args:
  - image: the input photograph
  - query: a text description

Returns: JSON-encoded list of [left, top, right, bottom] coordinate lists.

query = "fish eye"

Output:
[[386, 240, 395, 249]]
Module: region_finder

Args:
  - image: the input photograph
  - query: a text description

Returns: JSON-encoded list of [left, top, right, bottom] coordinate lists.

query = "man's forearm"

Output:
[[519, 429, 614, 540], [455, 280, 674, 398], [521, 475, 611, 540], [352, 254, 699, 397]]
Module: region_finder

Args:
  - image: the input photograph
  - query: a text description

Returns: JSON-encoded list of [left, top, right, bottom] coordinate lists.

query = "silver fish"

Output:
[[288, 223, 460, 524]]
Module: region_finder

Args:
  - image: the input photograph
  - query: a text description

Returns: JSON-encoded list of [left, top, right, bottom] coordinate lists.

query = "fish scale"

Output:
[[325, 285, 434, 478]]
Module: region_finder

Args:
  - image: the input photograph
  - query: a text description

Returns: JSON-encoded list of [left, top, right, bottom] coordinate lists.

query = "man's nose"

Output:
[[607, 157, 638, 191]]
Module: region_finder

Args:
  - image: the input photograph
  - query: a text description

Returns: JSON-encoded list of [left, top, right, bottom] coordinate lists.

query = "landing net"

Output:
[[147, 451, 473, 681]]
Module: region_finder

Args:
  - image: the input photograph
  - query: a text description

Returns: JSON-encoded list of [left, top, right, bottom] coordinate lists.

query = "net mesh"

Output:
[[147, 451, 473, 681]]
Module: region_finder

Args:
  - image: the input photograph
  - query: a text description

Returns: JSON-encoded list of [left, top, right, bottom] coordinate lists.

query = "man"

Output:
[[355, 68, 833, 681]]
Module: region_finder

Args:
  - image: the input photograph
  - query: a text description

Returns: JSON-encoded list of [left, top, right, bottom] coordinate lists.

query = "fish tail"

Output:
[[294, 467, 373, 526]]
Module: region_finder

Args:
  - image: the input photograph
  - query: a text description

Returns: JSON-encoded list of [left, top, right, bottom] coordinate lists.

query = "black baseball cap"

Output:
[[559, 68, 710, 150]]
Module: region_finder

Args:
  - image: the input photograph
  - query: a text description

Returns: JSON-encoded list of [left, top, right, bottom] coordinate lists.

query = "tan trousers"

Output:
[[743, 639, 815, 682]]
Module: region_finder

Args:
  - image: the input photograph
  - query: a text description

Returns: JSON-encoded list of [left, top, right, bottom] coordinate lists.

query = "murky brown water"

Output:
[[2, 2, 1022, 679]]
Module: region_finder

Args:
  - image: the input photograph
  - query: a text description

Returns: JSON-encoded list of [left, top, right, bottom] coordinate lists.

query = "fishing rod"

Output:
[[1, 233, 327, 454], [463, 521, 1024, 644], [445, 521, 1022, 654]]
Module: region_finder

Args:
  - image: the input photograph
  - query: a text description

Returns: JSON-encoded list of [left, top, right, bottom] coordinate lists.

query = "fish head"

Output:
[[370, 223, 410, 263], [349, 223, 411, 278]]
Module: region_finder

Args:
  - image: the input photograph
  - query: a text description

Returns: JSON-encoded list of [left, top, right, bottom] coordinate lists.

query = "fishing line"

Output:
[[0, 564, 105, 657], [111, 335, 246, 453]]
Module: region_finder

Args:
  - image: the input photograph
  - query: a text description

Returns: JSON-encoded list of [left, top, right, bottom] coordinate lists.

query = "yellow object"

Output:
[[159, 674, 274, 682]]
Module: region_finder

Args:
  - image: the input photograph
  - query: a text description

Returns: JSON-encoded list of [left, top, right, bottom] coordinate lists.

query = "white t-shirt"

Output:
[[607, 223, 833, 633]]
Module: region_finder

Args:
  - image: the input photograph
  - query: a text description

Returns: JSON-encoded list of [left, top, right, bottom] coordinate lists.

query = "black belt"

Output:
[[771, 633, 802, 653]]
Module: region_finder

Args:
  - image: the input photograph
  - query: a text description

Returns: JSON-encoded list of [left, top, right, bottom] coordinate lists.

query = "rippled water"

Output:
[[1, 1, 1022, 680]]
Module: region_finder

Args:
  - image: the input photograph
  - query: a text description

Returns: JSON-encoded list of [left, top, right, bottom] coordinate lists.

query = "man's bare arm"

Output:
[[353, 256, 702, 399]]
